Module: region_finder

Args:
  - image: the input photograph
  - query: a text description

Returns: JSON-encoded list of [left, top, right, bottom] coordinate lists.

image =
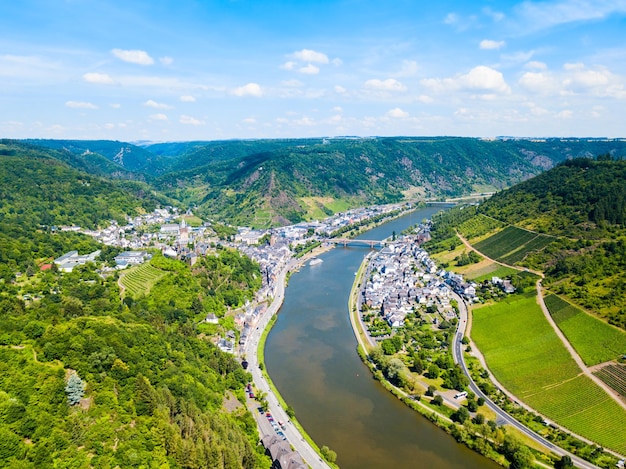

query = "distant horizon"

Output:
[[14, 135, 626, 145], [2, 0, 626, 141]]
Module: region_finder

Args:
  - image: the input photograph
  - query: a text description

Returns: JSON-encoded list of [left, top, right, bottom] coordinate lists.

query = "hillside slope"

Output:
[[0, 141, 168, 277], [154, 137, 626, 227], [427, 156, 626, 329]]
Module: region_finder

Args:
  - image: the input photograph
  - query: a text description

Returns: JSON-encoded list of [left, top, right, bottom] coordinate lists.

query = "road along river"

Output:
[[265, 207, 500, 469]]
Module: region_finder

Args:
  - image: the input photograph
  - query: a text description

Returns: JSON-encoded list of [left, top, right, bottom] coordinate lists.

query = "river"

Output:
[[265, 206, 500, 469]]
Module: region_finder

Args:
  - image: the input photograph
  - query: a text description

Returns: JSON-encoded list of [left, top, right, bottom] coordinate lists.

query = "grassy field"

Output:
[[471, 265, 521, 283], [544, 294, 626, 366], [181, 214, 203, 226], [119, 263, 168, 298], [472, 292, 626, 454]]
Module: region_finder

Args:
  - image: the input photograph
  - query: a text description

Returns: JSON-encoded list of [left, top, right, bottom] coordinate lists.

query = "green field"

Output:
[[472, 292, 626, 454], [544, 294, 626, 366], [473, 226, 554, 264], [470, 265, 520, 283], [119, 263, 168, 298]]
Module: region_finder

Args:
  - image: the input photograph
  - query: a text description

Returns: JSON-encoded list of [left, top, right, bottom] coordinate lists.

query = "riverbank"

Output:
[[245, 245, 337, 469]]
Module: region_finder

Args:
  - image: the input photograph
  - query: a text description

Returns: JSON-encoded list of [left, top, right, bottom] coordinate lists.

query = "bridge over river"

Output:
[[325, 238, 387, 247]]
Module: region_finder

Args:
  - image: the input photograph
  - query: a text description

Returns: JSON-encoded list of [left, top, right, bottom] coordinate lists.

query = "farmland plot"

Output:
[[473, 226, 554, 264], [472, 292, 626, 454], [544, 294, 626, 366], [119, 263, 168, 298], [593, 364, 626, 399]]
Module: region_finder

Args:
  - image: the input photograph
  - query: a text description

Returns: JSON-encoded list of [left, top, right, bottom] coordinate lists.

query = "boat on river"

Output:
[[309, 257, 323, 266]]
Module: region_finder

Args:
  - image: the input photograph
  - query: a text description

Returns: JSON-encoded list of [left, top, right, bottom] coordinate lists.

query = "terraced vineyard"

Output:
[[119, 263, 168, 298], [473, 225, 554, 264], [593, 364, 626, 399], [472, 292, 626, 455], [544, 294, 626, 366], [458, 214, 505, 240]]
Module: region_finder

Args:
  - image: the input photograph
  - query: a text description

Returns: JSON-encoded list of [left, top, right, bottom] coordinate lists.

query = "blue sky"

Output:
[[2, 0, 626, 141]]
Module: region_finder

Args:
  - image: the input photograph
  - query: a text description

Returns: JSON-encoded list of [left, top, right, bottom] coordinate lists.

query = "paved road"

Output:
[[452, 294, 600, 469], [243, 258, 332, 469]]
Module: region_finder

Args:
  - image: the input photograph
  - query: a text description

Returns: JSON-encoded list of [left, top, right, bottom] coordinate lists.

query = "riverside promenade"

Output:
[[242, 249, 333, 469]]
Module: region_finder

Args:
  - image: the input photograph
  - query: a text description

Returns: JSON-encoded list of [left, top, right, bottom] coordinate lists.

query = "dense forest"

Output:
[[0, 251, 268, 468], [426, 156, 626, 329]]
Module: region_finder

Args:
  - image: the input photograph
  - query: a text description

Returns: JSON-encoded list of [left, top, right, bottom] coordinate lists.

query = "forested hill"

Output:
[[152, 137, 626, 227], [479, 156, 626, 237], [19, 136, 626, 227], [426, 156, 626, 329], [23, 139, 169, 176], [0, 140, 168, 278]]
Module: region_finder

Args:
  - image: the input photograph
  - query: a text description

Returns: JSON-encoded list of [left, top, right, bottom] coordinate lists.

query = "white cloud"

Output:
[[149, 113, 168, 121], [557, 109, 574, 119], [179, 95, 196, 102], [460, 66, 510, 93], [143, 99, 173, 109], [417, 95, 434, 103], [333, 106, 343, 112], [519, 71, 558, 94], [180, 115, 203, 125], [291, 49, 329, 64], [83, 72, 115, 84], [480, 39, 505, 50], [364, 78, 407, 92], [281, 61, 297, 71], [298, 64, 320, 75], [242, 117, 257, 124], [519, 63, 626, 98], [159, 56, 173, 65], [387, 108, 410, 118], [525, 61, 547, 70], [111, 48, 154, 65], [422, 66, 510, 94], [110, 103, 121, 109], [65, 101, 98, 109], [515, 0, 626, 31], [231, 83, 263, 97], [334, 85, 347, 94]]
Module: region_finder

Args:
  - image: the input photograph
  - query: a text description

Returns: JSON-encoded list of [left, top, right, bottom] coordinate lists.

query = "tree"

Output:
[[452, 406, 470, 424], [386, 358, 405, 380], [427, 364, 440, 379], [320, 445, 337, 463], [65, 372, 85, 405], [286, 405, 295, 419], [503, 434, 534, 469], [432, 395, 444, 406], [554, 455, 574, 469]]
